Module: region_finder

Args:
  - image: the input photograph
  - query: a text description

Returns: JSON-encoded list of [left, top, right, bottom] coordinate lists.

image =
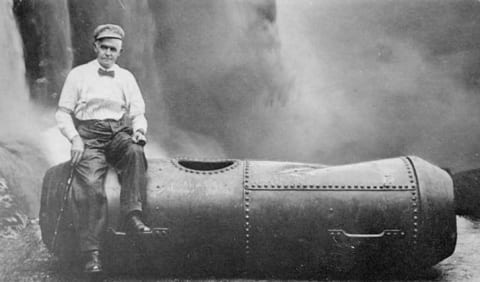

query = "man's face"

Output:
[[94, 38, 123, 69]]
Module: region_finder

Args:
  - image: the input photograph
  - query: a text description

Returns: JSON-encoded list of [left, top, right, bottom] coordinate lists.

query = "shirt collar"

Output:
[[92, 59, 119, 71]]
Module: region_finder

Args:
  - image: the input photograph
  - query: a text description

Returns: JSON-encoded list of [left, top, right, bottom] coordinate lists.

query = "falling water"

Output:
[[0, 0, 49, 217], [6, 0, 480, 216], [2, 0, 480, 280]]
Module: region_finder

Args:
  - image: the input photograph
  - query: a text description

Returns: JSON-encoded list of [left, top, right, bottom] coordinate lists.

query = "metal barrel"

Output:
[[40, 156, 456, 278]]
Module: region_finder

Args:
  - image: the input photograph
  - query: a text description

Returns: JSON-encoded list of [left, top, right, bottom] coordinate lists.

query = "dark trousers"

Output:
[[71, 119, 147, 252]]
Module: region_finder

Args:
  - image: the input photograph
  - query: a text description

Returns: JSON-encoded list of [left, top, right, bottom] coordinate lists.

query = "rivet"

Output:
[[414, 228, 418, 232], [413, 222, 418, 226], [413, 216, 418, 220], [413, 234, 417, 238], [245, 215, 249, 219]]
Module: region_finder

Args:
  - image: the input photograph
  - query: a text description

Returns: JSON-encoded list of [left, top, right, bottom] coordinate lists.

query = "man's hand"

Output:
[[71, 135, 84, 166], [132, 130, 147, 145]]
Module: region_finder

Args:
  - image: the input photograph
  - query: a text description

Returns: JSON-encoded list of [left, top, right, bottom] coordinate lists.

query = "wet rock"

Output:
[[0, 177, 28, 239]]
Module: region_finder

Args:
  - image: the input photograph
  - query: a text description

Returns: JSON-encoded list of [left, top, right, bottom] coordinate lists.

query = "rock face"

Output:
[[0, 178, 28, 239], [453, 169, 480, 220], [0, 142, 50, 218]]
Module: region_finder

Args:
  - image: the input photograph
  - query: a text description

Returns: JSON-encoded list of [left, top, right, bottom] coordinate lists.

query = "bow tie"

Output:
[[98, 68, 115, 77]]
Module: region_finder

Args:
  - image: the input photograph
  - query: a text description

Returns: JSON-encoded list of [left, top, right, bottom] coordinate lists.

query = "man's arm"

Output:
[[56, 70, 84, 165], [55, 108, 79, 141], [127, 73, 148, 144]]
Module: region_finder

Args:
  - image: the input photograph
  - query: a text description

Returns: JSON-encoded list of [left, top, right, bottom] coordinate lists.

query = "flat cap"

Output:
[[93, 24, 125, 40]]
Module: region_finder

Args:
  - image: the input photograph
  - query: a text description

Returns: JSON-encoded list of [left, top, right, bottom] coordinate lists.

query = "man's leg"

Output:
[[70, 148, 108, 271], [107, 130, 150, 232]]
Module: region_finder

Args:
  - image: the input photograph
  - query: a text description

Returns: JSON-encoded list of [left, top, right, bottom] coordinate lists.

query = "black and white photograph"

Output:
[[1, 0, 480, 281]]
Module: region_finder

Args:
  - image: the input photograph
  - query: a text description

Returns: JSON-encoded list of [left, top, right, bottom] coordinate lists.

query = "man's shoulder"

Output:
[[115, 65, 136, 80], [69, 61, 96, 75]]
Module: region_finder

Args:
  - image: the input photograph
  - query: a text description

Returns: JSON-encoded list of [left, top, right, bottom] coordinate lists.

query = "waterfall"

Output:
[[5, 0, 480, 216], [0, 0, 49, 217]]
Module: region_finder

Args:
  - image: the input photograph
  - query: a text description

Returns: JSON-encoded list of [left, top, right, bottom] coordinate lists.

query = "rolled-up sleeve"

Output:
[[56, 70, 79, 141], [127, 73, 148, 134]]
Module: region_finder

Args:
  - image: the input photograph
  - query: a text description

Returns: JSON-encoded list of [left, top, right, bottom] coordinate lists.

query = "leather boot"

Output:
[[84, 250, 103, 273], [126, 212, 151, 233]]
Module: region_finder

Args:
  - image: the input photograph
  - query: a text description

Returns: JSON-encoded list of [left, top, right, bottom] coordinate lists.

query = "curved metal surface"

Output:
[[40, 156, 456, 277]]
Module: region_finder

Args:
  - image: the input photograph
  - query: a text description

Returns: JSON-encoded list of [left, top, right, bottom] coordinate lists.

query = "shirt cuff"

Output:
[[55, 110, 80, 142], [132, 114, 147, 134]]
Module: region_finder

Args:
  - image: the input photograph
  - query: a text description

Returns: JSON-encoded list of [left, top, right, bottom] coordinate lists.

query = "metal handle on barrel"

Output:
[[328, 229, 405, 238]]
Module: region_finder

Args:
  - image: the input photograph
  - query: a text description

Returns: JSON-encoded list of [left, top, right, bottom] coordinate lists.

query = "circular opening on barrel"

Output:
[[178, 160, 235, 171]]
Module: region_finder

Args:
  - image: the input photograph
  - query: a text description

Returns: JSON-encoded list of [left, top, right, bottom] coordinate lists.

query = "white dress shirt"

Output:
[[56, 59, 147, 141]]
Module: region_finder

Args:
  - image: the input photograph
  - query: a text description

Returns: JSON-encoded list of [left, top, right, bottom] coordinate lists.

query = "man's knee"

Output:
[[125, 144, 144, 158], [77, 175, 106, 200], [81, 173, 103, 187]]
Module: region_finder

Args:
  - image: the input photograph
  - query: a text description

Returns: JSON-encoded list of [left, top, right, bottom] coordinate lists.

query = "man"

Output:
[[55, 24, 151, 273]]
